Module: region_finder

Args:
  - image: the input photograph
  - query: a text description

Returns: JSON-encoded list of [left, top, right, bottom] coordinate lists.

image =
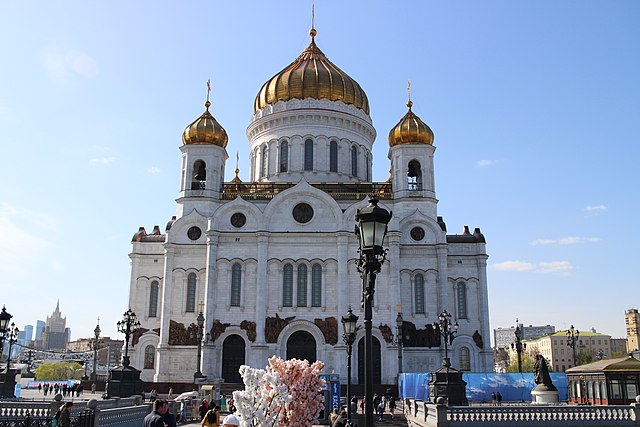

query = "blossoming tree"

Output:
[[232, 357, 325, 427]]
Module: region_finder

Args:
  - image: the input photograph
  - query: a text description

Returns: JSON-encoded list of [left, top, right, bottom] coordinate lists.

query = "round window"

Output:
[[187, 226, 202, 241], [292, 203, 314, 223], [231, 212, 247, 228], [410, 226, 425, 241]]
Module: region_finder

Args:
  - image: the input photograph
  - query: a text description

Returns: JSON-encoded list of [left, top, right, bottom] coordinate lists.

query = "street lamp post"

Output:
[[433, 310, 458, 405], [355, 197, 392, 427], [566, 325, 580, 368], [510, 322, 526, 373], [194, 303, 206, 381], [90, 318, 102, 381], [0, 306, 12, 361], [4, 323, 19, 374], [116, 309, 141, 367], [342, 307, 358, 427], [396, 310, 404, 376]]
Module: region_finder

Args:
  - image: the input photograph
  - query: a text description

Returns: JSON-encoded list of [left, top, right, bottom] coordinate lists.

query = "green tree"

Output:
[[575, 349, 595, 366], [35, 362, 84, 380], [505, 353, 536, 372]]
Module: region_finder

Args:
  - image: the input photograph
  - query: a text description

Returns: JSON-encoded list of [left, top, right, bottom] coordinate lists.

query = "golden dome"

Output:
[[388, 100, 434, 147], [254, 29, 369, 114], [183, 100, 228, 148]]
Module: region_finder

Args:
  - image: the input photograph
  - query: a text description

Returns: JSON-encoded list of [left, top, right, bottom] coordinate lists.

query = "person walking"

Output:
[[201, 405, 220, 427], [57, 402, 74, 427], [163, 400, 177, 427], [143, 399, 168, 427], [198, 400, 209, 421], [496, 391, 503, 406], [388, 395, 396, 420]]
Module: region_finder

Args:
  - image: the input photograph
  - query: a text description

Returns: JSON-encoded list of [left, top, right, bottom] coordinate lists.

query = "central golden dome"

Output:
[[254, 30, 369, 114]]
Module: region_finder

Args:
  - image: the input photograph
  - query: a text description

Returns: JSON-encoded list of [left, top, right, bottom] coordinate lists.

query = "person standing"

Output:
[[163, 400, 177, 427], [143, 399, 168, 427], [201, 405, 220, 427], [388, 396, 396, 420], [58, 402, 73, 427], [491, 392, 497, 406], [496, 391, 503, 406]]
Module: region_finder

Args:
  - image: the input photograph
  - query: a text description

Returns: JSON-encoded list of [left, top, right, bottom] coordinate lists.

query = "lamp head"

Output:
[[342, 307, 359, 335], [0, 305, 12, 334], [355, 198, 392, 254]]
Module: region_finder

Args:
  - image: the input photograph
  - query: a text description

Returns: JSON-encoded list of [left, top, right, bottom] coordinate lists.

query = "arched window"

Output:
[[283, 264, 293, 307], [297, 264, 307, 307], [144, 345, 155, 369], [192, 160, 206, 190], [186, 273, 197, 312], [457, 282, 467, 319], [261, 145, 268, 178], [304, 139, 314, 170], [231, 263, 242, 307], [365, 152, 370, 181], [351, 146, 358, 176], [148, 281, 159, 317], [330, 141, 338, 172], [408, 160, 422, 190], [280, 141, 288, 173], [459, 347, 471, 371], [414, 274, 425, 314], [311, 263, 322, 307]]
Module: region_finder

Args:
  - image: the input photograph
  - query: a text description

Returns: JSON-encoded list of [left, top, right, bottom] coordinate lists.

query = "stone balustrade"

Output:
[[405, 398, 640, 427]]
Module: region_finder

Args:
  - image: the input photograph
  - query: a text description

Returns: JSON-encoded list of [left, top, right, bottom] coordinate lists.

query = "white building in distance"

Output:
[[126, 25, 493, 385]]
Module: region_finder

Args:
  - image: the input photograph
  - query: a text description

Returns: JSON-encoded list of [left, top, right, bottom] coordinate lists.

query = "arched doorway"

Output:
[[286, 331, 316, 362], [222, 335, 245, 383], [357, 336, 381, 384]]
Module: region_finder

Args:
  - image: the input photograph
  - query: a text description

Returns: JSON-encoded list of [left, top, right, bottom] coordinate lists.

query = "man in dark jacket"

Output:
[[144, 399, 168, 427]]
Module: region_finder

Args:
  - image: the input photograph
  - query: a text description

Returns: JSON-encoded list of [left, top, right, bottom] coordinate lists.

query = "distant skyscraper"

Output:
[[35, 320, 45, 341], [23, 325, 34, 342], [42, 301, 68, 350], [626, 308, 639, 352]]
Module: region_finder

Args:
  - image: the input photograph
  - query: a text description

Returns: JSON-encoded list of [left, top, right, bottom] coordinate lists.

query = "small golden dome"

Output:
[[183, 100, 228, 148], [388, 100, 434, 147], [254, 30, 369, 114]]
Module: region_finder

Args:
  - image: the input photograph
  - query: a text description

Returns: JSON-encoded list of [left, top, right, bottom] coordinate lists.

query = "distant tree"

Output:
[[505, 353, 536, 372], [575, 349, 595, 366], [35, 362, 84, 380]]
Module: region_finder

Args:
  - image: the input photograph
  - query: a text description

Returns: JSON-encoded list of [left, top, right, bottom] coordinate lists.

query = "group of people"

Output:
[[38, 383, 83, 397], [491, 391, 503, 406], [143, 398, 240, 427], [330, 394, 397, 426]]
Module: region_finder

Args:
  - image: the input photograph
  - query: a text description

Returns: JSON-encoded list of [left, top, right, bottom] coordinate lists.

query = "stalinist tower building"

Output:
[[126, 25, 493, 385]]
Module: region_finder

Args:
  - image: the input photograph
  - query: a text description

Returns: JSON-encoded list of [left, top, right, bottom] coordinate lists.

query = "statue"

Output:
[[533, 354, 556, 390]]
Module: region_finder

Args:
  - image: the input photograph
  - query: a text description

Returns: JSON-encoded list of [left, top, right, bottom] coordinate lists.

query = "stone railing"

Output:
[[405, 399, 640, 427]]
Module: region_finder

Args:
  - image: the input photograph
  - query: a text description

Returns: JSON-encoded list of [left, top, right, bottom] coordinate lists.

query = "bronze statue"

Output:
[[533, 354, 556, 390]]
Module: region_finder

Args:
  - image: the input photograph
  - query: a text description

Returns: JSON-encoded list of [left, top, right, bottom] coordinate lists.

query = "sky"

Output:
[[0, 1, 638, 347]]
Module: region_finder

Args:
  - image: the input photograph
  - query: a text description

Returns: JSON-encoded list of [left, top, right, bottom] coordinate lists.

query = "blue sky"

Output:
[[0, 1, 638, 346]]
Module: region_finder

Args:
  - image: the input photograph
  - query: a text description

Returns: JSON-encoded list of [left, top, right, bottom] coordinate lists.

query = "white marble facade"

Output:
[[126, 39, 493, 385]]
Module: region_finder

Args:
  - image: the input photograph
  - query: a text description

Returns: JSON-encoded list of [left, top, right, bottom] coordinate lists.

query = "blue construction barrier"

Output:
[[399, 372, 568, 402]]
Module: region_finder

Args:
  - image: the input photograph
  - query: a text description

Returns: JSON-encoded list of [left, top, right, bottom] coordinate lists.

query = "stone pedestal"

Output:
[[0, 369, 17, 399], [428, 363, 468, 406], [531, 384, 559, 405], [105, 365, 144, 398]]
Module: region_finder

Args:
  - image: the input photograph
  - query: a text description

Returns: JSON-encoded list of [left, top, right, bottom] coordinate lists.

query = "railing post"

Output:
[[87, 399, 99, 427], [631, 400, 640, 426], [435, 399, 448, 427]]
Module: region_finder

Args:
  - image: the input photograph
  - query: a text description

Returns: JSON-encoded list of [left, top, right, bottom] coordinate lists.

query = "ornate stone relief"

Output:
[[378, 324, 393, 344], [314, 317, 338, 345], [402, 321, 441, 348], [473, 330, 484, 349], [168, 320, 198, 345], [240, 320, 257, 342], [265, 314, 295, 343], [131, 327, 160, 347], [209, 319, 230, 343]]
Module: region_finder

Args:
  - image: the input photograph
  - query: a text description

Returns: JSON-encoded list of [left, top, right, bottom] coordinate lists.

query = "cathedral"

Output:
[[126, 25, 493, 385]]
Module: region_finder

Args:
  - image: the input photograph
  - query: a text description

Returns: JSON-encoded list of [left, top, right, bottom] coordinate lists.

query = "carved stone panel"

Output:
[[240, 320, 257, 342], [132, 327, 160, 347], [314, 317, 338, 345], [169, 320, 198, 345], [378, 324, 393, 344], [403, 321, 441, 348], [473, 330, 484, 349], [209, 319, 230, 343], [265, 314, 295, 343]]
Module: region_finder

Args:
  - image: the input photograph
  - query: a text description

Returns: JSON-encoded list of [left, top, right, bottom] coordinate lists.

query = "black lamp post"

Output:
[[566, 325, 580, 367], [342, 307, 358, 426], [355, 197, 392, 427], [194, 303, 206, 381], [4, 323, 19, 374], [396, 310, 404, 376], [434, 310, 458, 369], [510, 323, 526, 373], [0, 306, 12, 361], [89, 319, 103, 381], [116, 309, 141, 367]]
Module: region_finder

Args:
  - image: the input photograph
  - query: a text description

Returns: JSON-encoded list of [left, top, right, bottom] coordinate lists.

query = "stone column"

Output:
[[436, 245, 449, 313], [476, 255, 491, 371], [201, 229, 219, 379], [255, 233, 269, 345], [155, 245, 175, 382]]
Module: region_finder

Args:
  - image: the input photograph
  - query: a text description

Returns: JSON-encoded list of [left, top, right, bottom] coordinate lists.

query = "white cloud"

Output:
[[536, 261, 573, 274], [89, 157, 116, 165], [476, 159, 499, 168], [532, 236, 601, 245], [491, 261, 534, 272], [148, 166, 161, 174], [40, 46, 99, 82], [50, 260, 66, 273], [584, 205, 607, 213]]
